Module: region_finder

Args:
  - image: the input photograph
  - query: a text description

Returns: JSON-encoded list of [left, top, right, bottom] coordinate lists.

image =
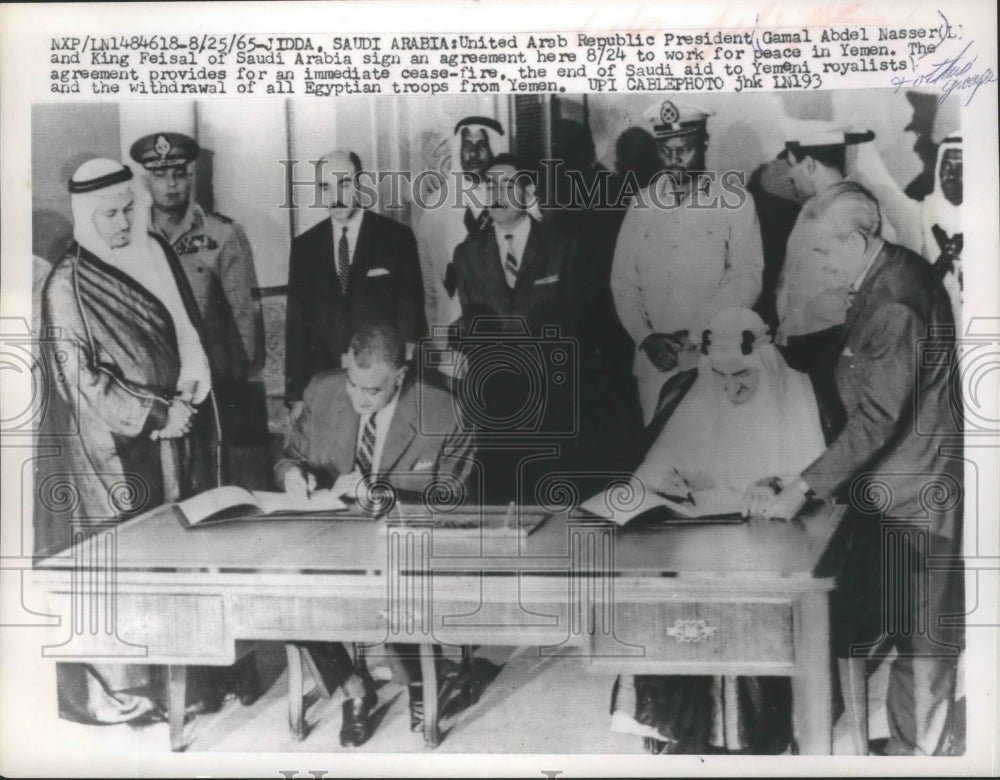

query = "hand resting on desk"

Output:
[[741, 474, 812, 524]]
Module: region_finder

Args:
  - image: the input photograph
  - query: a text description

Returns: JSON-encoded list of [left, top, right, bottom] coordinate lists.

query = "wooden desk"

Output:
[[32, 502, 847, 753]]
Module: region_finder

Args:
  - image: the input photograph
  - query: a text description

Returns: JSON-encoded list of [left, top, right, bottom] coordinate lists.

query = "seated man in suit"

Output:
[[275, 323, 475, 746], [284, 149, 425, 418]]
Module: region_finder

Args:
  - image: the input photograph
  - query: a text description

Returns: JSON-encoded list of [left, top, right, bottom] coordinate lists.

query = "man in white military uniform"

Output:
[[611, 100, 764, 423]]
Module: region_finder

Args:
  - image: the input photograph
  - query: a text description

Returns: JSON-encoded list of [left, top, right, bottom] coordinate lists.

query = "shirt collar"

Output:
[[331, 207, 365, 235], [493, 213, 532, 249], [155, 200, 202, 241], [653, 171, 713, 204], [368, 387, 400, 430], [849, 237, 885, 293]]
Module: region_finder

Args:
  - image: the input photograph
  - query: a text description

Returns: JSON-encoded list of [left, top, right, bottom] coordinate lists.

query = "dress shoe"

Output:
[[868, 737, 889, 756], [448, 673, 481, 712], [233, 659, 261, 707], [185, 689, 224, 716], [126, 704, 168, 728], [407, 683, 424, 732], [643, 737, 669, 754], [339, 692, 376, 748]]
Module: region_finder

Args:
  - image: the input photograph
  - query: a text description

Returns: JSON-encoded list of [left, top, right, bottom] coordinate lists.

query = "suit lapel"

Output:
[[379, 383, 418, 473], [513, 220, 543, 292], [481, 232, 509, 298], [332, 388, 360, 474], [843, 245, 890, 339], [351, 210, 374, 287], [316, 218, 345, 303]]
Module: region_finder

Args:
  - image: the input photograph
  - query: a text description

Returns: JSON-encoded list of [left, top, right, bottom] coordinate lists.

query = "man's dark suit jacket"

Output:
[[450, 219, 580, 488], [801, 241, 962, 541], [451, 218, 580, 340], [284, 210, 425, 402], [275, 369, 475, 497]]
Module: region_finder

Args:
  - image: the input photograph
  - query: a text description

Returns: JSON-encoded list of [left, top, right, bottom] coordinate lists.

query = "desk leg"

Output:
[[285, 644, 306, 740], [792, 592, 833, 755], [167, 665, 187, 752], [419, 644, 440, 748], [838, 657, 869, 754]]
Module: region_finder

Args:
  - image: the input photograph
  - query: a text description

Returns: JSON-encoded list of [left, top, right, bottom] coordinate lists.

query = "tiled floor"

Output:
[[42, 642, 893, 756]]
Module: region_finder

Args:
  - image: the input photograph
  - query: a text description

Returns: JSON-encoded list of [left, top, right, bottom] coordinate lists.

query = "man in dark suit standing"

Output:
[[745, 181, 963, 756], [285, 150, 425, 416], [450, 153, 580, 502], [276, 323, 475, 746]]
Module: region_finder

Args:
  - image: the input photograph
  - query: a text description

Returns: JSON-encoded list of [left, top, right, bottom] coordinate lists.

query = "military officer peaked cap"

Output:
[[643, 99, 714, 139], [130, 132, 201, 170], [779, 119, 875, 159]]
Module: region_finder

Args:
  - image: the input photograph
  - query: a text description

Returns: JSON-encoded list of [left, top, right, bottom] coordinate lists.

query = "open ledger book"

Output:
[[577, 482, 744, 525], [176, 486, 349, 527]]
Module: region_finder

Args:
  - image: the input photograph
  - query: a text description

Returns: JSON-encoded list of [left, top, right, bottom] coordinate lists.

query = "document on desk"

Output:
[[176, 486, 348, 527], [4, 0, 997, 774], [382, 501, 551, 537], [578, 484, 744, 525]]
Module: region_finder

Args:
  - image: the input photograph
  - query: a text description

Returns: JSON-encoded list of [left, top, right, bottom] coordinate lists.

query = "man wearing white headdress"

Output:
[[635, 307, 825, 493], [413, 115, 506, 357], [611, 100, 765, 424], [35, 158, 217, 724], [610, 307, 825, 754], [921, 134, 962, 323]]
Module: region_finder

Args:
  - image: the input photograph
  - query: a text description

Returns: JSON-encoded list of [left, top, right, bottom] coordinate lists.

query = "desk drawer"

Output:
[[232, 595, 386, 640], [46, 592, 229, 661], [591, 599, 793, 669]]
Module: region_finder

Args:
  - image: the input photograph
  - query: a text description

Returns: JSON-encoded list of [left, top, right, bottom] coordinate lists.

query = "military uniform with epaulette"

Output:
[[163, 201, 262, 384], [130, 132, 270, 490]]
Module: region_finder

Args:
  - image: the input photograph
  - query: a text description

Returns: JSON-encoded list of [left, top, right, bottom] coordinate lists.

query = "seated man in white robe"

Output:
[[610, 307, 826, 754]]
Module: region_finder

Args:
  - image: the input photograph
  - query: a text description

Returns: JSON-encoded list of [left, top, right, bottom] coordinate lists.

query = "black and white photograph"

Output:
[[1, 1, 997, 776]]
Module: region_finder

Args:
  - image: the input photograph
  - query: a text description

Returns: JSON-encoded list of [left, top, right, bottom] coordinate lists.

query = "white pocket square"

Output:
[[534, 274, 560, 285], [842, 347, 855, 358], [367, 267, 391, 277], [412, 459, 434, 472]]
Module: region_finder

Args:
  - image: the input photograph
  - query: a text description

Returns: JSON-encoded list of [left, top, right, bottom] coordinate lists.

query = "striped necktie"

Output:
[[355, 413, 377, 476], [503, 233, 518, 288], [337, 226, 350, 294]]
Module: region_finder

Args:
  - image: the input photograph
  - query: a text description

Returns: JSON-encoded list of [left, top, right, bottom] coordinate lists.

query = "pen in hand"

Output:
[[672, 467, 696, 506]]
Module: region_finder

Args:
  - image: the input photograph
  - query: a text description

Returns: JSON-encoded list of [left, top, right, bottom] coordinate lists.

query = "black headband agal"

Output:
[[68, 165, 133, 194], [454, 116, 504, 136]]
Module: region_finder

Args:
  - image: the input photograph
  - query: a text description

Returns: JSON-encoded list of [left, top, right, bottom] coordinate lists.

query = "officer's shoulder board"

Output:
[[209, 211, 234, 225]]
